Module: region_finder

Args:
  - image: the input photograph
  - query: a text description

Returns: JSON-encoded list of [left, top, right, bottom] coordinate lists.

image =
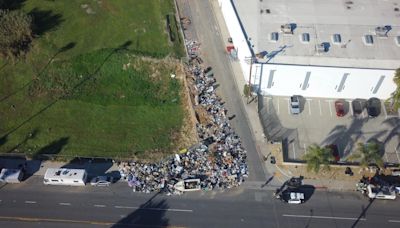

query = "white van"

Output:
[[44, 168, 87, 186]]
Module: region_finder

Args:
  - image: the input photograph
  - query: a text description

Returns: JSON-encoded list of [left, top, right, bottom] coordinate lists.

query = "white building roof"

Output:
[[233, 0, 400, 69]]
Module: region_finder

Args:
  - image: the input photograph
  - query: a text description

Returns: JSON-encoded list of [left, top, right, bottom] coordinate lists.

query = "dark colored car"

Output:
[[352, 99, 365, 116], [366, 97, 381, 117], [325, 144, 340, 161], [335, 100, 345, 117]]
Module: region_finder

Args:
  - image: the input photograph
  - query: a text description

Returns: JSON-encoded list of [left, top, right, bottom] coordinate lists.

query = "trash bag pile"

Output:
[[118, 39, 248, 194]]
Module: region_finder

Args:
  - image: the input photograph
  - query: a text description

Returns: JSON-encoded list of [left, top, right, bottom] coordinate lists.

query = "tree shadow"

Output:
[[1, 41, 76, 103], [4, 128, 39, 153], [0, 41, 130, 141], [0, 134, 7, 147], [351, 198, 375, 228], [29, 8, 64, 36], [112, 192, 170, 228], [0, 0, 26, 10], [61, 157, 114, 180], [33, 137, 69, 160], [382, 117, 400, 145]]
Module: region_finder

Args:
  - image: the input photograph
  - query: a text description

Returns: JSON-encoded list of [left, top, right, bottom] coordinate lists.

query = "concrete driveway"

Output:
[[259, 96, 400, 163]]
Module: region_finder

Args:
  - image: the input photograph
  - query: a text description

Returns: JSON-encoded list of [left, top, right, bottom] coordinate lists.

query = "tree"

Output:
[[0, 9, 33, 59], [303, 144, 334, 173], [348, 142, 384, 168], [390, 68, 400, 111]]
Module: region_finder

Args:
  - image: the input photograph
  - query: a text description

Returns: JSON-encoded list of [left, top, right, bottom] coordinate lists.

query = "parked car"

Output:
[[290, 95, 301, 114], [366, 98, 381, 117], [280, 190, 305, 204], [335, 100, 345, 117], [367, 184, 396, 200], [325, 144, 340, 161], [352, 99, 365, 116], [90, 176, 113, 186]]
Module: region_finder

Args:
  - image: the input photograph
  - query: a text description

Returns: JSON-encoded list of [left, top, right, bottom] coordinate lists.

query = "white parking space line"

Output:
[[326, 100, 333, 116], [318, 99, 322, 116], [284, 98, 290, 115], [347, 100, 353, 116], [25, 201, 36, 204], [396, 147, 400, 163], [94, 204, 106, 208], [277, 97, 280, 114], [306, 99, 312, 115], [282, 214, 366, 221], [59, 203, 71, 206], [382, 103, 388, 119], [292, 143, 296, 159]]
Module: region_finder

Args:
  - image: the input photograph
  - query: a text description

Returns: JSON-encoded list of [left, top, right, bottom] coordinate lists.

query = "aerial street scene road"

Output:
[[1, 0, 400, 227]]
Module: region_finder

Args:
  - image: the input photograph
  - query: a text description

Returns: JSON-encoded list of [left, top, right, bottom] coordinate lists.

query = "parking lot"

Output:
[[259, 96, 400, 164]]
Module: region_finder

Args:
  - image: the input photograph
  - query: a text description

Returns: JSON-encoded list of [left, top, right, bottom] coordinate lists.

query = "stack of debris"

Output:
[[118, 39, 248, 194]]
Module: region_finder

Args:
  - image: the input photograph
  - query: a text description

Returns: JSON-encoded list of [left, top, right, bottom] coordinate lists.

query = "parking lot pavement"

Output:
[[261, 96, 400, 163]]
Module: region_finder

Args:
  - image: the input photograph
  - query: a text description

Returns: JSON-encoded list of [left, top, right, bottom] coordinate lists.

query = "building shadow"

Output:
[[29, 8, 64, 36], [112, 192, 170, 228], [33, 137, 69, 160]]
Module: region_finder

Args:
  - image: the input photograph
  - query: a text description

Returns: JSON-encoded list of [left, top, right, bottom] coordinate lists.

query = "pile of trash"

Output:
[[118, 39, 248, 194]]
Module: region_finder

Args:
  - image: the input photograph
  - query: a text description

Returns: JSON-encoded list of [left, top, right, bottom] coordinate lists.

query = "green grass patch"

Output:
[[0, 0, 187, 159]]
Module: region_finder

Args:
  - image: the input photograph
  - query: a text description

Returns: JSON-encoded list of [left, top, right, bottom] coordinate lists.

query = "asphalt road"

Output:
[[177, 0, 266, 182], [1, 177, 400, 228]]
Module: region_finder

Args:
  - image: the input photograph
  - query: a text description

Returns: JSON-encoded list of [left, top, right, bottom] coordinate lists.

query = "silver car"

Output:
[[290, 95, 301, 114], [90, 176, 113, 186]]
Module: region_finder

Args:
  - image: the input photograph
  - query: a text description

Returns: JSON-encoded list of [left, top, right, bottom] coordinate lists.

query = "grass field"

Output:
[[0, 0, 188, 159]]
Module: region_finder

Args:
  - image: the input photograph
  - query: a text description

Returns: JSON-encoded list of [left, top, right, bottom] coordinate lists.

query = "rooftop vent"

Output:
[[270, 32, 279, 42], [375, 26, 390, 37], [332, 34, 342, 44], [364, 35, 374, 45], [281, 24, 293, 35], [301, 33, 310, 43]]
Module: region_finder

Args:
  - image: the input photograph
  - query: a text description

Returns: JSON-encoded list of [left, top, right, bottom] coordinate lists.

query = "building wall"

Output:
[[218, 0, 397, 99]]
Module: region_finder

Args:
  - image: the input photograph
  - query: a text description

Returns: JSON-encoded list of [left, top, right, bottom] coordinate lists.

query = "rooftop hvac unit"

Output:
[[316, 43, 326, 53], [281, 24, 293, 34], [375, 26, 389, 37]]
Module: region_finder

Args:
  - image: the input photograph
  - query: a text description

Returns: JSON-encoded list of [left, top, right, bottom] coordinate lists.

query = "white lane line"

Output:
[[25, 201, 36, 204], [306, 99, 312, 115], [94, 204, 106, 208], [115, 206, 137, 209], [114, 206, 193, 212], [318, 99, 322, 115], [282, 214, 366, 221], [59, 203, 71, 206], [389, 220, 400, 223]]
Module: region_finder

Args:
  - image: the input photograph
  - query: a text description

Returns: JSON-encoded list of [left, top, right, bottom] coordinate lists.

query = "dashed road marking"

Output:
[[284, 98, 290, 115], [292, 143, 296, 159], [59, 203, 71, 206], [382, 102, 388, 119], [277, 97, 280, 114], [347, 100, 353, 116], [389, 220, 400, 223], [25, 201, 36, 204], [115, 206, 192, 212], [94, 204, 106, 208], [283, 214, 366, 221]]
